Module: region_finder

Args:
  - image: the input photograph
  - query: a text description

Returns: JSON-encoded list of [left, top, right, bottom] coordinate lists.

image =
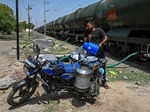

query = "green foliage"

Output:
[[19, 21, 26, 32], [26, 23, 35, 29], [0, 3, 16, 34], [19, 21, 35, 31], [0, 3, 35, 34], [107, 68, 150, 85]]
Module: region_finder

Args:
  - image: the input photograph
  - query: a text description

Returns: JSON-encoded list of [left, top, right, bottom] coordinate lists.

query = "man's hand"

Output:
[[99, 43, 102, 48], [99, 35, 108, 48]]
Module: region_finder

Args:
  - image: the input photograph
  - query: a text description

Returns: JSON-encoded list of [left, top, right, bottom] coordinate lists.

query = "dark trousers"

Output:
[[99, 52, 107, 83]]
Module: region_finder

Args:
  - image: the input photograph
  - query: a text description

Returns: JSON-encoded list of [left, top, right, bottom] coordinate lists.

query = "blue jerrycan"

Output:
[[83, 42, 99, 56]]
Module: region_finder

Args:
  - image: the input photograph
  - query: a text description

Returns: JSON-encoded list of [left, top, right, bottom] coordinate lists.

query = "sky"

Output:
[[0, 0, 100, 28]]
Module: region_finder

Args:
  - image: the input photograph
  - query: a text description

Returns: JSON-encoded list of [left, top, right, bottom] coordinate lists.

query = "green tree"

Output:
[[26, 23, 35, 29], [19, 21, 26, 32], [19, 21, 35, 32], [0, 3, 15, 34]]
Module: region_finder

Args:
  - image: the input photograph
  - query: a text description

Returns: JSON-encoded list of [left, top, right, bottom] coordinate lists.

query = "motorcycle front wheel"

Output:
[[7, 81, 37, 106]]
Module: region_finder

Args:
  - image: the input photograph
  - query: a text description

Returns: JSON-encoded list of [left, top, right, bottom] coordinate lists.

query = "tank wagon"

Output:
[[35, 0, 150, 61]]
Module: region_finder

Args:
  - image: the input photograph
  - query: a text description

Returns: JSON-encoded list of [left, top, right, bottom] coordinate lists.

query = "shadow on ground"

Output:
[[8, 91, 96, 110]]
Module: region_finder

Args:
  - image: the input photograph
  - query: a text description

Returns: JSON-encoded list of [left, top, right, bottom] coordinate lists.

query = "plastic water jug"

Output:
[[83, 42, 99, 56]]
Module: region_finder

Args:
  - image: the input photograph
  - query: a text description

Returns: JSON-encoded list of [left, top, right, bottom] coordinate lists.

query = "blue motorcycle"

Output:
[[7, 42, 105, 106]]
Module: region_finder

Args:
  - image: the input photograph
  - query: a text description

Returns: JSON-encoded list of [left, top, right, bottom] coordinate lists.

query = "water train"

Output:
[[35, 0, 150, 61]]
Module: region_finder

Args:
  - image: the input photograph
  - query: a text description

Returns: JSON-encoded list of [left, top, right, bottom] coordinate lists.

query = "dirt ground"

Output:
[[0, 40, 150, 112], [0, 40, 16, 78]]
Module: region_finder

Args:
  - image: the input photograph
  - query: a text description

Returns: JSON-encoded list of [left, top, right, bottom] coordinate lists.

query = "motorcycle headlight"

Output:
[[24, 57, 37, 76], [23, 64, 37, 76], [23, 65, 31, 75], [25, 59, 36, 68]]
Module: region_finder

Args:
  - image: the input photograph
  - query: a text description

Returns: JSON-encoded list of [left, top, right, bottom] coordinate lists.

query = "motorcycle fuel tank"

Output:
[[42, 62, 56, 76]]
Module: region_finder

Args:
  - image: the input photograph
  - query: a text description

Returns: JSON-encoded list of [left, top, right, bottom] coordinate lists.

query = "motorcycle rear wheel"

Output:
[[7, 83, 37, 106]]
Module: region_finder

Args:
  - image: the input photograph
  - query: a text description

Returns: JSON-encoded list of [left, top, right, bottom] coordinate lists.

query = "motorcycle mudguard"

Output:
[[12, 78, 30, 90]]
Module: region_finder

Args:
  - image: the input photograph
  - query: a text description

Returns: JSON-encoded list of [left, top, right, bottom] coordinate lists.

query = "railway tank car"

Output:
[[97, 0, 150, 61], [35, 0, 150, 61]]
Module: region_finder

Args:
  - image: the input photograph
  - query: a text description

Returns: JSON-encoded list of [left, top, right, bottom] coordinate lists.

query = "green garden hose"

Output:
[[106, 52, 137, 68], [57, 35, 138, 68], [59, 37, 71, 46], [59, 56, 69, 61], [58, 52, 138, 68]]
